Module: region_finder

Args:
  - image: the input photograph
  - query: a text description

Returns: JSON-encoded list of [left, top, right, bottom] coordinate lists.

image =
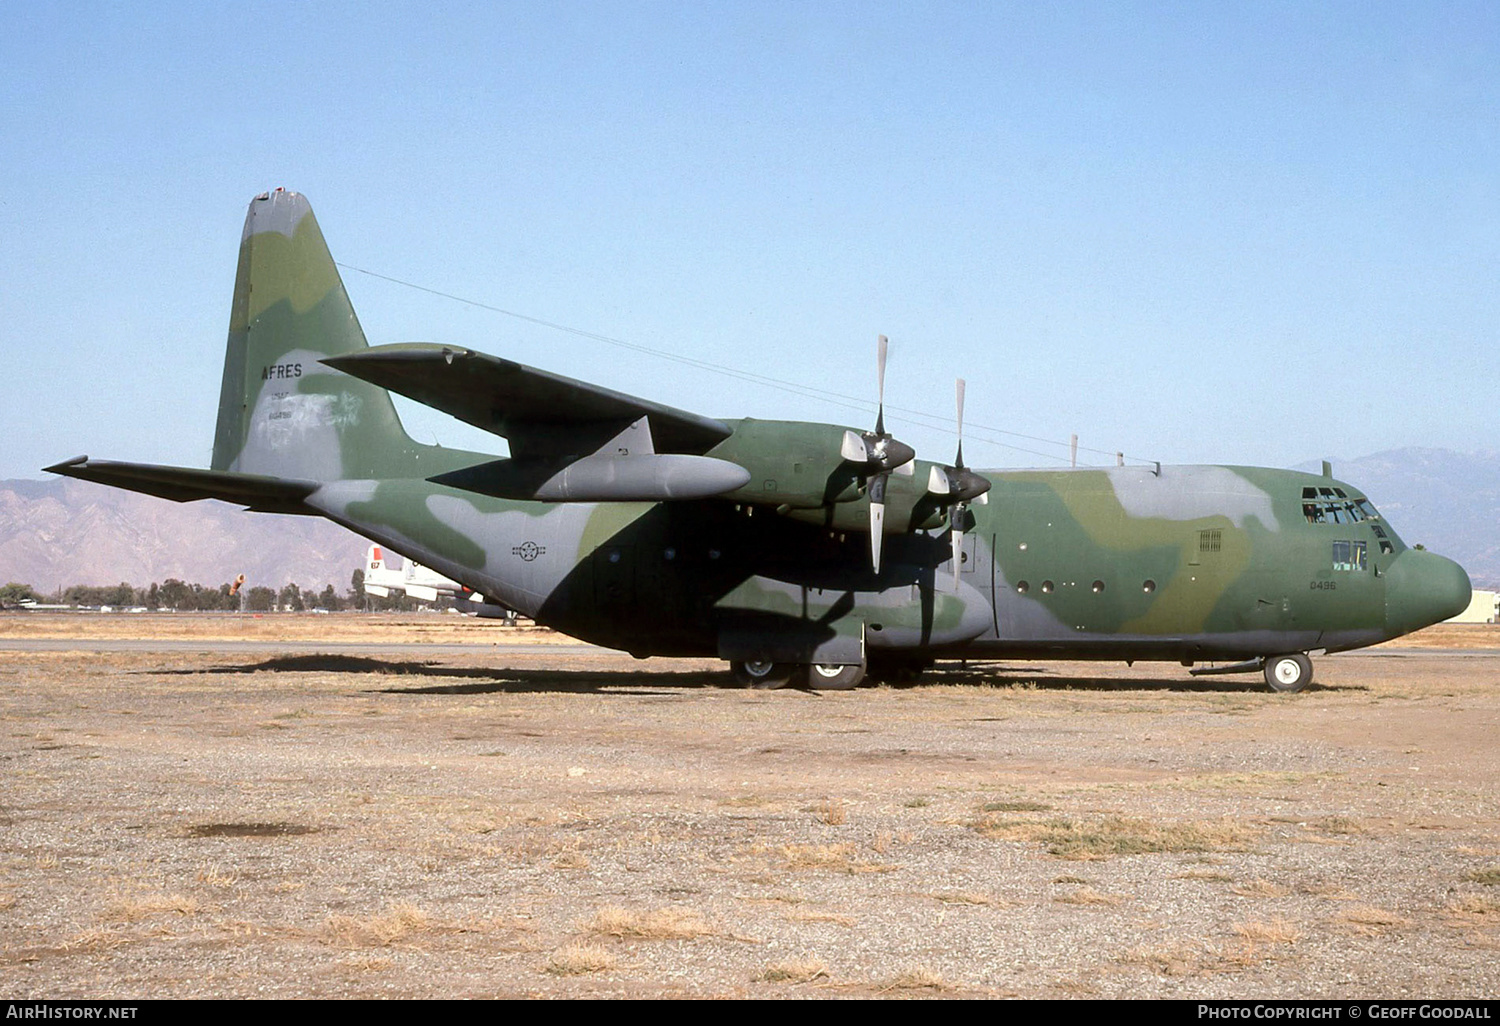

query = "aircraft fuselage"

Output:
[[301, 439, 1469, 669]]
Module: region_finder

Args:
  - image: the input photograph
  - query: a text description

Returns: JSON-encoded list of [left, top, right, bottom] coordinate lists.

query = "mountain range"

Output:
[[0, 478, 365, 594], [1, 446, 1496, 593]]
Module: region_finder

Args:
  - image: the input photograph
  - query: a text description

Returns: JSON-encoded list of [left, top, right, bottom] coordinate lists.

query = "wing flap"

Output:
[[323, 344, 732, 456]]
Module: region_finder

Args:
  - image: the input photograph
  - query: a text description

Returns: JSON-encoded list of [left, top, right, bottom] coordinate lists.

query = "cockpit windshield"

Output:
[[1301, 487, 1380, 526]]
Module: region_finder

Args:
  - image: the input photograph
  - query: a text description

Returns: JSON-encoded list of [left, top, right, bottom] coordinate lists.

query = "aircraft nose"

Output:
[[1385, 549, 1472, 638]]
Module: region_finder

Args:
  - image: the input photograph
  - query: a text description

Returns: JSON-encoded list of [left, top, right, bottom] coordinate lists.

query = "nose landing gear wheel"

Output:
[[1264, 653, 1313, 693], [732, 660, 795, 690]]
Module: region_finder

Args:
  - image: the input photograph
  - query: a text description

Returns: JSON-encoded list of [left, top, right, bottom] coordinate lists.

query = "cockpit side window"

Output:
[[1332, 540, 1368, 571]]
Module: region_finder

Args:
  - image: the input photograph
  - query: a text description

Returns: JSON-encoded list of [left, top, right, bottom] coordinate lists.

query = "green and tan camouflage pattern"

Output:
[[54, 190, 1473, 672], [211, 189, 484, 481]]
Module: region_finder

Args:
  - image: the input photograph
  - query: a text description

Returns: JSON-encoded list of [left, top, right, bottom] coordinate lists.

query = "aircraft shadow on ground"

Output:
[[144, 654, 721, 696], [928, 664, 1358, 693], [138, 653, 1358, 695]]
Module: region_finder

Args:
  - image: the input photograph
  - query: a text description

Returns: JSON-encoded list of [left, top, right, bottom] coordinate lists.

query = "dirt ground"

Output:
[[2, 614, 1498, 999]]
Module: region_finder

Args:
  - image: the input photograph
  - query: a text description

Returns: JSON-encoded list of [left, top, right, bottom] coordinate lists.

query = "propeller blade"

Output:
[[875, 335, 888, 435], [955, 377, 967, 469], [949, 378, 977, 588], [927, 465, 950, 495], [868, 471, 888, 574], [951, 509, 963, 589]]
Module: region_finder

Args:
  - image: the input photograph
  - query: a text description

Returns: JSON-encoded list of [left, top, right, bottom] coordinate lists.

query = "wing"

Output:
[[323, 343, 732, 457]]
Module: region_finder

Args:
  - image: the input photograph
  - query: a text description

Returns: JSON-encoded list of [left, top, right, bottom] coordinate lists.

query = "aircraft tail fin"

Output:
[[211, 189, 429, 480]]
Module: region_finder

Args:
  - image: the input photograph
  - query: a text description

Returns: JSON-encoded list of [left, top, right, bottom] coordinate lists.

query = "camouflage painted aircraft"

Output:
[[47, 190, 1472, 692]]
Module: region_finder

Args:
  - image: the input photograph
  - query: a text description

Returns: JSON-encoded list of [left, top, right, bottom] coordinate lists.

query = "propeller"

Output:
[[839, 335, 915, 574], [943, 378, 992, 586]]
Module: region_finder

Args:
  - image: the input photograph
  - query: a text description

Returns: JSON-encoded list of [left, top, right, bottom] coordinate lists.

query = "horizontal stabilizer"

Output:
[[431, 453, 750, 502], [324, 344, 732, 457], [44, 456, 318, 514]]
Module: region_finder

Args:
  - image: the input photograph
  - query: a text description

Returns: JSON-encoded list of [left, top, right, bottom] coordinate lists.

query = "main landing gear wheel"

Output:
[[805, 663, 865, 691], [732, 660, 796, 690], [1264, 653, 1313, 693]]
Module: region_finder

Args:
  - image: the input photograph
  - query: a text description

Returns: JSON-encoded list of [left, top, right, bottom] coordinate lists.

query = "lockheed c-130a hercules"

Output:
[[47, 189, 1472, 693]]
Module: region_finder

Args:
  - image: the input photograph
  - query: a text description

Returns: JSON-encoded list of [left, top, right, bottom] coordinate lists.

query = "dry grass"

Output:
[[1447, 894, 1500, 918], [1232, 878, 1290, 898], [338, 954, 394, 972], [1463, 866, 1500, 886], [808, 799, 845, 825], [1054, 885, 1122, 906], [718, 795, 773, 808], [973, 814, 1257, 859], [194, 865, 238, 889], [981, 799, 1053, 813], [758, 957, 831, 983], [1118, 941, 1206, 977], [736, 891, 804, 904], [1310, 816, 1365, 836], [881, 967, 948, 991], [1340, 906, 1408, 934], [1232, 919, 1304, 946], [585, 906, 713, 940], [1174, 869, 1235, 882], [930, 891, 1001, 906], [550, 850, 590, 870], [324, 902, 432, 947], [780, 843, 898, 874], [1179, 771, 1334, 792], [58, 926, 129, 953], [785, 908, 856, 926], [103, 892, 201, 922], [546, 941, 619, 976], [1120, 924, 1299, 978]]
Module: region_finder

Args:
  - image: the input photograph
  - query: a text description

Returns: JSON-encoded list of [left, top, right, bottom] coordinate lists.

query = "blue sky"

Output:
[[3, 1, 1496, 480]]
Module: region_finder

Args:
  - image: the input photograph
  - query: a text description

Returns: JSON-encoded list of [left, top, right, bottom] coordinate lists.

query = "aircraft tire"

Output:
[[805, 662, 865, 691], [1263, 653, 1313, 693], [732, 660, 796, 690]]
